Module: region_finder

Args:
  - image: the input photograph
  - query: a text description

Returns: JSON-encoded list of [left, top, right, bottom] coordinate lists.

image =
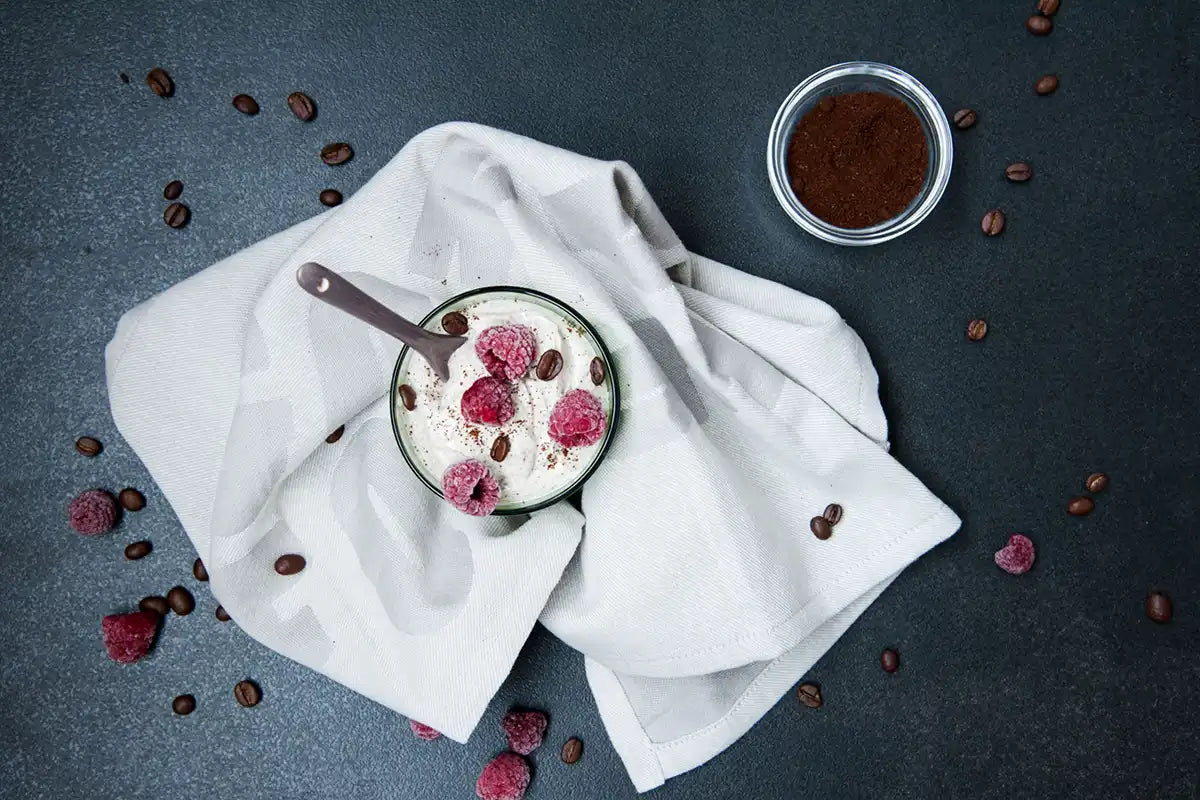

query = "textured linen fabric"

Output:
[[104, 122, 960, 791]]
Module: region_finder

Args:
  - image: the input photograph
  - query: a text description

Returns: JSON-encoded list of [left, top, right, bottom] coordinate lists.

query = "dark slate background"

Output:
[[1, 0, 1197, 798]]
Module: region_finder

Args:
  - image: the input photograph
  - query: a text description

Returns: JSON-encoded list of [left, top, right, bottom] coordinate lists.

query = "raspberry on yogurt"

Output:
[[548, 389, 607, 448], [461, 377, 515, 426], [443, 459, 501, 516], [476, 324, 537, 381]]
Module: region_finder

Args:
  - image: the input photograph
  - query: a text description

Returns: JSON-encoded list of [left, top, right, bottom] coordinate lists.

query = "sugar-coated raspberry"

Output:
[[548, 389, 607, 448], [475, 752, 531, 800], [101, 611, 159, 664], [69, 489, 119, 535], [409, 720, 442, 740], [476, 325, 537, 381], [443, 460, 502, 516], [461, 377, 515, 426], [994, 534, 1036, 575], [502, 710, 548, 755]]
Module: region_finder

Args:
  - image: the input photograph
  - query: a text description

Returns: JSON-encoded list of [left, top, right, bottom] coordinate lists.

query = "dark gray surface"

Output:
[[1, 0, 1198, 798]]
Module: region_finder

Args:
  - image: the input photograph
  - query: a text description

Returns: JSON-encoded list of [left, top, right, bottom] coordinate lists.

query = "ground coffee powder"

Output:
[[786, 92, 928, 229]]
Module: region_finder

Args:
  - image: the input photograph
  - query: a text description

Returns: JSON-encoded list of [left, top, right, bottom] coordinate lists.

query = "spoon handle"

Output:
[[296, 262, 433, 346]]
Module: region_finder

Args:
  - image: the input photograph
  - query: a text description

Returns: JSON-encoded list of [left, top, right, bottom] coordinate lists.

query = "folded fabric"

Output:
[[105, 122, 959, 791]]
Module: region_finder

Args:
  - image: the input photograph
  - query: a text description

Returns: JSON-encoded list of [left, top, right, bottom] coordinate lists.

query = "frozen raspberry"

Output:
[[101, 611, 159, 664], [502, 710, 548, 755], [461, 377, 516, 426], [409, 720, 442, 740], [994, 534, 1036, 575], [548, 389, 607, 448], [476, 325, 537, 381], [69, 489, 119, 535], [475, 752, 530, 800], [443, 460, 501, 516]]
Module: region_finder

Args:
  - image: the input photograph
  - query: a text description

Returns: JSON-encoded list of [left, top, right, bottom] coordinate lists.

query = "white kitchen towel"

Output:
[[105, 122, 959, 792]]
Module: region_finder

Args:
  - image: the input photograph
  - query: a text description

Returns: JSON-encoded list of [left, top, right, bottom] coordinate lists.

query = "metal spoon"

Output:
[[295, 262, 466, 381]]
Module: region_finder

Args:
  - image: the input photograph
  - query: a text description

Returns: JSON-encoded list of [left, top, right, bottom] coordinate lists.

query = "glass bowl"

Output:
[[389, 286, 619, 516], [767, 61, 953, 246]]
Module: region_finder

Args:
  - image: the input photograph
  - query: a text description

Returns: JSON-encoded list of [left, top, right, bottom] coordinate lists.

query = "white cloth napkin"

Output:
[[105, 122, 959, 792]]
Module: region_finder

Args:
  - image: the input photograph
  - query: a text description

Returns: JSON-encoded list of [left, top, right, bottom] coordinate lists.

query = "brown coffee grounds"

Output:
[[786, 92, 928, 229]]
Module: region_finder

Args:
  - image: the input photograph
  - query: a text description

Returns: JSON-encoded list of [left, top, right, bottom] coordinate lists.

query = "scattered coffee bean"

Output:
[[163, 180, 183, 200], [139, 596, 170, 616], [164, 202, 190, 229], [1067, 496, 1095, 516], [880, 648, 900, 673], [1085, 472, 1109, 493], [274, 553, 306, 575], [145, 67, 173, 97], [981, 209, 1005, 236], [810, 516, 833, 540], [442, 311, 469, 335], [1005, 162, 1033, 182], [215, 605, 231, 622], [326, 425, 345, 444], [118, 488, 146, 512], [1035, 74, 1059, 95], [398, 384, 417, 411], [590, 356, 606, 386], [560, 737, 584, 765], [124, 540, 152, 560], [1026, 14, 1052, 35], [797, 683, 823, 708], [193, 557, 209, 582], [536, 349, 564, 381], [319, 189, 342, 207], [166, 586, 195, 615], [287, 91, 317, 122], [172, 694, 196, 715], [320, 142, 353, 166], [232, 94, 259, 115], [234, 680, 262, 708], [1037, 0, 1060, 15], [491, 434, 511, 463], [967, 319, 989, 341], [75, 436, 102, 457], [119, 72, 130, 84], [818, 96, 836, 113], [822, 503, 843, 526], [1146, 591, 1172, 624], [952, 108, 977, 130]]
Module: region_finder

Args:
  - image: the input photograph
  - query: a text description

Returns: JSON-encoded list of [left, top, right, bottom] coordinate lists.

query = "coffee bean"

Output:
[[319, 189, 342, 207], [164, 202, 190, 229], [442, 311, 469, 335], [167, 586, 195, 615], [119, 72, 130, 84], [172, 694, 196, 715], [274, 553, 306, 575], [810, 516, 833, 540], [822, 503, 843, 526], [1067, 496, 1095, 516], [145, 67, 173, 98], [590, 356, 606, 386], [981, 209, 1005, 236], [952, 108, 977, 130], [1035, 74, 1059, 95], [234, 680, 262, 708], [560, 737, 584, 765], [1037, 0, 1060, 15], [491, 434, 510, 463], [818, 96, 836, 113], [232, 94, 259, 115], [398, 384, 417, 411], [124, 540, 152, 560], [536, 349, 564, 381], [1146, 591, 1172, 624], [1026, 14, 1052, 35], [1005, 162, 1033, 182], [215, 605, 231, 622], [287, 91, 317, 122], [118, 488, 146, 512], [193, 557, 209, 582], [139, 595, 170, 616], [75, 436, 102, 457], [321, 142, 353, 166], [326, 425, 345, 444], [880, 648, 900, 673], [163, 180, 183, 200], [797, 683, 823, 708], [1085, 472, 1109, 493], [967, 319, 989, 341]]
